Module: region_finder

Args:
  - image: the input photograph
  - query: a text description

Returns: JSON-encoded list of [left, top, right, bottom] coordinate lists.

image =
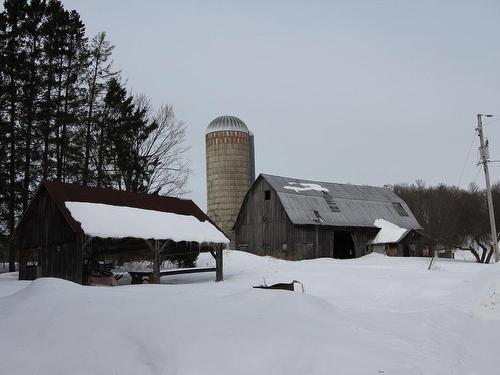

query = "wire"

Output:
[[484, 118, 500, 126], [473, 165, 483, 184], [457, 131, 477, 188]]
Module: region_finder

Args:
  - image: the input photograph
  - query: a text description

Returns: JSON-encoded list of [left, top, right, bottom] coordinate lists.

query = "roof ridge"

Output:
[[42, 180, 191, 202], [260, 173, 391, 191], [277, 191, 402, 204]]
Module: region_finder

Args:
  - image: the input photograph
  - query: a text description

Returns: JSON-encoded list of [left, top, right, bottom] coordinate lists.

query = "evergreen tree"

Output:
[[1, 0, 27, 271], [0, 0, 191, 271], [19, 0, 45, 211], [99, 77, 157, 192], [82, 31, 116, 186]]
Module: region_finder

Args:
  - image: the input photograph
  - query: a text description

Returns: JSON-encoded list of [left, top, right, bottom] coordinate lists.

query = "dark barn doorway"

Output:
[[334, 231, 355, 259]]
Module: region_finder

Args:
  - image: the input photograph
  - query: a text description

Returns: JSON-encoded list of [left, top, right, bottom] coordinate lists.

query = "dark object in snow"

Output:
[[128, 267, 217, 284], [253, 280, 304, 292], [88, 260, 113, 277]]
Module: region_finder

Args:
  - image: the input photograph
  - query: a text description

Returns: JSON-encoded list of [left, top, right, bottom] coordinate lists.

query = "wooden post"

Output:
[[153, 240, 161, 284], [330, 231, 334, 258], [215, 245, 223, 282], [145, 239, 164, 284], [315, 225, 319, 258], [75, 234, 83, 284]]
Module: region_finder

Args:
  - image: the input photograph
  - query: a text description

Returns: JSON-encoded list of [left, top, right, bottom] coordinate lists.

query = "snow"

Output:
[[65, 201, 229, 243], [371, 218, 408, 244], [283, 182, 329, 193], [1, 251, 499, 375]]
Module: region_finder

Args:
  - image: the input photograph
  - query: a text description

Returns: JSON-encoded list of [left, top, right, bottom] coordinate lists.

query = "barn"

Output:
[[234, 174, 424, 260], [12, 181, 228, 284]]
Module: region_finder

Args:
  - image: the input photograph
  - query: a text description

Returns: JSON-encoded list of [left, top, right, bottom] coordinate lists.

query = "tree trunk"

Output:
[[83, 53, 100, 186], [42, 61, 53, 180], [22, 36, 39, 211], [8, 79, 17, 272]]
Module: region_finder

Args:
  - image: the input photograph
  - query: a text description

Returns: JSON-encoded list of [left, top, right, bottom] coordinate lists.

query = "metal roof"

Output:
[[39, 181, 216, 234], [206, 115, 249, 134], [261, 174, 422, 230]]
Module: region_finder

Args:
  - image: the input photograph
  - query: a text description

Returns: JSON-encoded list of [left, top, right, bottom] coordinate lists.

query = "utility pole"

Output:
[[476, 113, 499, 262]]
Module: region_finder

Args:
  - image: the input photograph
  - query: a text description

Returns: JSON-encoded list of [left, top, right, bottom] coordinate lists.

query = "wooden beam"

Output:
[[153, 241, 160, 284], [129, 267, 217, 278], [215, 246, 223, 282]]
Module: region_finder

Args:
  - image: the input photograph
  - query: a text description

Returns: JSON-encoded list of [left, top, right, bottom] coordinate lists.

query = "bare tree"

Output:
[[395, 181, 500, 263], [136, 96, 190, 196]]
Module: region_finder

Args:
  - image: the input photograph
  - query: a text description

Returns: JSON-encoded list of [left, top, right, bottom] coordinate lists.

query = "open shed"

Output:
[[12, 181, 229, 284]]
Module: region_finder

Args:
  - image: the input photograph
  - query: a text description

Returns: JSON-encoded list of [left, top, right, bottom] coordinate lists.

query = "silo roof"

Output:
[[206, 115, 249, 134]]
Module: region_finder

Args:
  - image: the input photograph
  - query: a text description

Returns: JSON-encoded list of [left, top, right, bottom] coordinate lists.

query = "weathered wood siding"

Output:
[[235, 178, 291, 257], [15, 187, 82, 283]]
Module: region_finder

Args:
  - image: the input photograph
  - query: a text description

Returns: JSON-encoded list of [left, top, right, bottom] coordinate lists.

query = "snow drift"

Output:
[[0, 251, 499, 375]]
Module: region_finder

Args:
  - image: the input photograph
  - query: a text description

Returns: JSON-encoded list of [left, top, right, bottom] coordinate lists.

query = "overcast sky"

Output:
[[64, 0, 500, 209]]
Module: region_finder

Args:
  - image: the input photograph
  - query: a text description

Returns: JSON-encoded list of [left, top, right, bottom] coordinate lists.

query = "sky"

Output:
[[63, 0, 500, 209]]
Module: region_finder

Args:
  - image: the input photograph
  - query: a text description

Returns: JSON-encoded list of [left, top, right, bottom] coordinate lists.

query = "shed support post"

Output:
[[215, 246, 223, 282], [330, 231, 335, 258], [315, 226, 319, 258], [153, 240, 161, 284]]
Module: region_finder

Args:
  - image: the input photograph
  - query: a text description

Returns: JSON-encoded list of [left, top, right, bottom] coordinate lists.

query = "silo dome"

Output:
[[206, 115, 249, 134]]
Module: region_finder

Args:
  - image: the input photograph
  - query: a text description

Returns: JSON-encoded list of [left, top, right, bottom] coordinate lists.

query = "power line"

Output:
[[457, 131, 477, 187], [473, 164, 482, 184], [484, 118, 500, 126]]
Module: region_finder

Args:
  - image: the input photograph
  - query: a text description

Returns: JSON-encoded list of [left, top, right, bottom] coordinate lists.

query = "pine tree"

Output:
[[1, 0, 27, 271], [82, 31, 116, 186], [56, 9, 88, 182], [98, 78, 161, 192], [19, 0, 46, 211]]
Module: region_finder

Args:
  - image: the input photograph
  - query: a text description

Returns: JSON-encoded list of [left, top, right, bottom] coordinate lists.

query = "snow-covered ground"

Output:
[[0, 251, 498, 375]]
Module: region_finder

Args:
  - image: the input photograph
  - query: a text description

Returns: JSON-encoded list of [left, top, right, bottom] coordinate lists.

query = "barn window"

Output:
[[312, 210, 324, 223], [264, 190, 271, 200], [322, 191, 341, 212], [393, 202, 409, 216]]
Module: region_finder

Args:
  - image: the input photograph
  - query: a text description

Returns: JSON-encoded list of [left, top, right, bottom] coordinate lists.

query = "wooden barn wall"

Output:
[[235, 179, 351, 260], [235, 178, 290, 258], [351, 230, 376, 257], [16, 189, 82, 283]]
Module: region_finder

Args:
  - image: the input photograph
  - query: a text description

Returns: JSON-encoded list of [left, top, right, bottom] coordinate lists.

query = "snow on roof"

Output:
[[257, 174, 423, 230], [371, 218, 410, 245], [65, 201, 229, 244], [283, 182, 329, 193]]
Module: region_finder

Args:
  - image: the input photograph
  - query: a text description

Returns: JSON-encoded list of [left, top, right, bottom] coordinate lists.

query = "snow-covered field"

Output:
[[0, 251, 498, 375]]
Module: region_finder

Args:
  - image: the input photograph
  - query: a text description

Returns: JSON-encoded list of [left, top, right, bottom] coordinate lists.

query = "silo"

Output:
[[206, 115, 254, 243]]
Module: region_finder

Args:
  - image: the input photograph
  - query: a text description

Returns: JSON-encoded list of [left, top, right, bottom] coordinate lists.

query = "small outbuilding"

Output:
[[234, 174, 423, 260], [368, 219, 429, 256], [12, 181, 229, 284]]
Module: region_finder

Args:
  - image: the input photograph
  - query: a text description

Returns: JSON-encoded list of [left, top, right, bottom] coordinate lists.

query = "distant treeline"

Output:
[[395, 181, 500, 263], [0, 0, 190, 251]]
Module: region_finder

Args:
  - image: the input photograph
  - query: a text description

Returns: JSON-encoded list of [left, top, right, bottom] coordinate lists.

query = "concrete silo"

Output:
[[206, 115, 255, 243]]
